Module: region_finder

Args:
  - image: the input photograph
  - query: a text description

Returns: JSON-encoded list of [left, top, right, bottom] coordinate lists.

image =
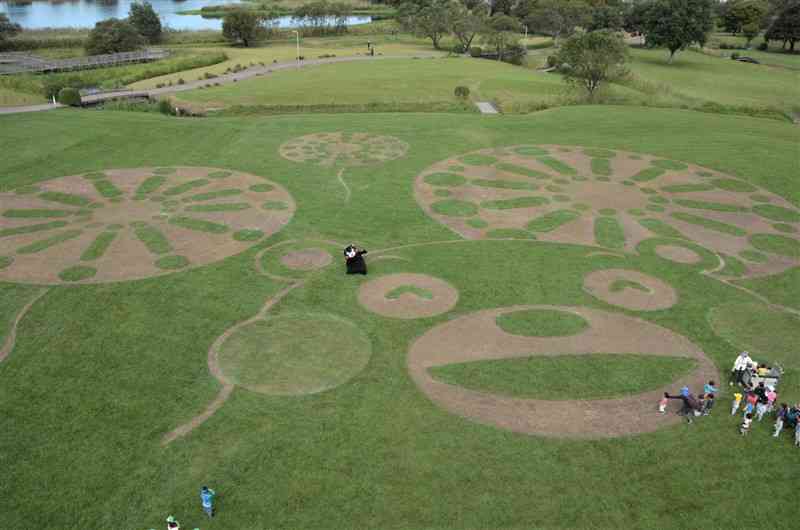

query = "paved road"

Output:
[[1, 53, 442, 115]]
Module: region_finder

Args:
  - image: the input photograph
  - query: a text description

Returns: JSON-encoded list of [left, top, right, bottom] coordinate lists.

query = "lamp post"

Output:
[[292, 30, 300, 68]]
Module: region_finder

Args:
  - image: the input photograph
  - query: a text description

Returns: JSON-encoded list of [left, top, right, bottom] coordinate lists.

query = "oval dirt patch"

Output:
[[584, 269, 678, 311], [280, 248, 333, 271], [654, 244, 703, 264], [358, 273, 458, 319], [407, 305, 717, 438]]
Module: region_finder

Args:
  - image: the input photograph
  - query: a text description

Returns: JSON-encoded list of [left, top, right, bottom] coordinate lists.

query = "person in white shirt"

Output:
[[731, 351, 752, 387]]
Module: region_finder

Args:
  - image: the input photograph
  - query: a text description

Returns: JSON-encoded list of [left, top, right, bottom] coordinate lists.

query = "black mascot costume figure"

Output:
[[344, 244, 368, 275]]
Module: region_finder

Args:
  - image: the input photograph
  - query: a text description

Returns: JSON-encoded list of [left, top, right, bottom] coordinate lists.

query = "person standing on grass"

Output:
[[774, 403, 788, 438], [166, 515, 180, 529], [731, 351, 751, 386], [795, 418, 800, 447], [740, 413, 753, 435], [200, 486, 216, 518]]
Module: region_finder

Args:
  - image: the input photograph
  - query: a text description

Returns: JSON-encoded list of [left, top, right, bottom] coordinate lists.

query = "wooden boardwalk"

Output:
[[0, 49, 170, 75]]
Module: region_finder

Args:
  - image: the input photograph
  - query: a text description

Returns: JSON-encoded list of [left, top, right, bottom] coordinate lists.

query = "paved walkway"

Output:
[[475, 101, 499, 114], [0, 53, 441, 115]]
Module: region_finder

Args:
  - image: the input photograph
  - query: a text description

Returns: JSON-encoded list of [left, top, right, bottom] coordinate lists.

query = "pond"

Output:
[[0, 0, 372, 30]]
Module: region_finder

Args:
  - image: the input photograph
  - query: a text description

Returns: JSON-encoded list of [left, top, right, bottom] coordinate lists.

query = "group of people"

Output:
[[158, 486, 215, 530], [660, 381, 717, 423]]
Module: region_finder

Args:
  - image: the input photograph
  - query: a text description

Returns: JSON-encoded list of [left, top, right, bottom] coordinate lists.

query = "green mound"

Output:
[[536, 156, 576, 175], [708, 302, 800, 368], [134, 224, 172, 255], [545, 184, 563, 193], [429, 354, 697, 400], [424, 172, 467, 187], [80, 232, 117, 261], [660, 183, 714, 193], [773, 223, 796, 233], [3, 209, 73, 219], [553, 194, 571, 202], [591, 158, 612, 176], [670, 212, 747, 236], [594, 217, 625, 249], [431, 199, 478, 217], [386, 285, 433, 300], [496, 309, 589, 337], [208, 171, 233, 179], [187, 189, 243, 202], [233, 229, 264, 242], [627, 208, 646, 216], [638, 218, 686, 239], [651, 159, 689, 171], [481, 197, 549, 210], [648, 196, 669, 205], [155, 255, 190, 270], [513, 146, 548, 156], [185, 203, 251, 212], [163, 179, 211, 197], [434, 189, 452, 197], [752, 204, 800, 223], [610, 279, 648, 293], [135, 176, 167, 195], [82, 171, 106, 180], [527, 210, 580, 232], [632, 167, 666, 182], [218, 314, 372, 395], [169, 216, 229, 234], [0, 256, 12, 269], [249, 184, 274, 193], [262, 201, 289, 210], [673, 199, 748, 213], [58, 265, 97, 282], [750, 194, 772, 202], [572, 203, 591, 211], [646, 204, 666, 213], [14, 185, 40, 194], [17, 230, 82, 254], [495, 162, 550, 179], [486, 228, 536, 239], [466, 218, 488, 229], [712, 179, 756, 192], [598, 208, 616, 216], [471, 179, 538, 191], [91, 179, 124, 199], [748, 233, 800, 257], [153, 167, 177, 175], [38, 191, 92, 207], [460, 154, 498, 166], [583, 148, 615, 158]]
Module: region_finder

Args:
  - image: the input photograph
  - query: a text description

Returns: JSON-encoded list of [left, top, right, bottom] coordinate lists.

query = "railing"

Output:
[[0, 49, 170, 75]]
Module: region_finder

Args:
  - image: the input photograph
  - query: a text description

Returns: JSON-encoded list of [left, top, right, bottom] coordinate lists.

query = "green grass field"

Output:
[[1, 106, 798, 529]]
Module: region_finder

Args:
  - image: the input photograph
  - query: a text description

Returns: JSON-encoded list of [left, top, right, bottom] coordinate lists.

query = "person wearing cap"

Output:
[[166, 515, 180, 529], [200, 485, 216, 518]]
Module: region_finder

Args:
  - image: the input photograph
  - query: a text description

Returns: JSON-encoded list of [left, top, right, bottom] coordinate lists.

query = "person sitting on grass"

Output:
[[166, 515, 180, 529], [344, 244, 368, 275]]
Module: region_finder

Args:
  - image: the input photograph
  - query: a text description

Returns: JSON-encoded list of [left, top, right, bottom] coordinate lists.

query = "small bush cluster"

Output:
[[719, 42, 748, 50], [57, 87, 81, 106], [454, 85, 470, 99], [469, 46, 482, 58]]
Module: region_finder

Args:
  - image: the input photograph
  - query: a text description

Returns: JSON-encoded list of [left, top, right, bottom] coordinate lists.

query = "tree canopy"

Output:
[[636, 0, 714, 62], [85, 18, 145, 55], [128, 1, 162, 44], [222, 10, 266, 47], [0, 13, 22, 43], [556, 29, 629, 96]]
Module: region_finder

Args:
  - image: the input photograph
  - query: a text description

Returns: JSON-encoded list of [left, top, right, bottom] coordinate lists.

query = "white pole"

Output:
[[293, 30, 300, 67]]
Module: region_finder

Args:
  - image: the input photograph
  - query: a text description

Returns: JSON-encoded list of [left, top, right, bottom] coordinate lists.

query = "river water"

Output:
[[0, 0, 371, 30]]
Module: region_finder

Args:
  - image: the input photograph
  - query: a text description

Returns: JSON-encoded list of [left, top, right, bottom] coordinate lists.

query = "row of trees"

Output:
[[719, 0, 799, 49]]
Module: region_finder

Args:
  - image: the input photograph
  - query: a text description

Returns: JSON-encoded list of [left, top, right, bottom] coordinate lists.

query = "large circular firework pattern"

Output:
[[414, 145, 800, 277], [0, 167, 295, 284], [280, 132, 409, 166]]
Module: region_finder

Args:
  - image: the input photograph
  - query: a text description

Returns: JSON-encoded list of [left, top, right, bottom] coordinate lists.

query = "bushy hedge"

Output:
[[454, 85, 470, 98], [57, 87, 82, 106], [0, 37, 86, 51], [469, 46, 482, 58]]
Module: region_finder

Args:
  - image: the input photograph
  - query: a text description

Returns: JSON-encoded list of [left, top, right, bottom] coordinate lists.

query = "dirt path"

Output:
[[0, 288, 49, 362]]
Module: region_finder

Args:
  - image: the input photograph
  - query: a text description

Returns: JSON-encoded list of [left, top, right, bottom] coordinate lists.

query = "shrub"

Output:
[[177, 78, 185, 85], [731, 52, 740, 59], [719, 42, 730, 49], [546, 54, 559, 68], [203, 72, 218, 79], [454, 85, 470, 98], [757, 41, 768, 51], [129, 1, 162, 44], [452, 43, 466, 54], [469, 46, 482, 57], [157, 99, 173, 115], [57, 87, 82, 106]]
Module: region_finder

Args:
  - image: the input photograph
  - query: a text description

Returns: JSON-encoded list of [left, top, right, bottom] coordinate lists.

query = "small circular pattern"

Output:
[[280, 248, 333, 271], [279, 132, 409, 166], [583, 269, 678, 311], [0, 167, 295, 284], [358, 273, 459, 319]]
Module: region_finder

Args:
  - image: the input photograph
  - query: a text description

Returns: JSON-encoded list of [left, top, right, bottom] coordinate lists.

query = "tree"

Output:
[[397, 0, 451, 49], [450, 3, 488, 51], [528, 0, 591, 43], [555, 29, 628, 97], [222, 10, 265, 47], [85, 18, 144, 55], [586, 2, 626, 31], [725, 0, 769, 37], [638, 0, 714, 62], [0, 13, 23, 43], [128, 1, 162, 44], [480, 13, 522, 61], [765, 0, 800, 50]]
